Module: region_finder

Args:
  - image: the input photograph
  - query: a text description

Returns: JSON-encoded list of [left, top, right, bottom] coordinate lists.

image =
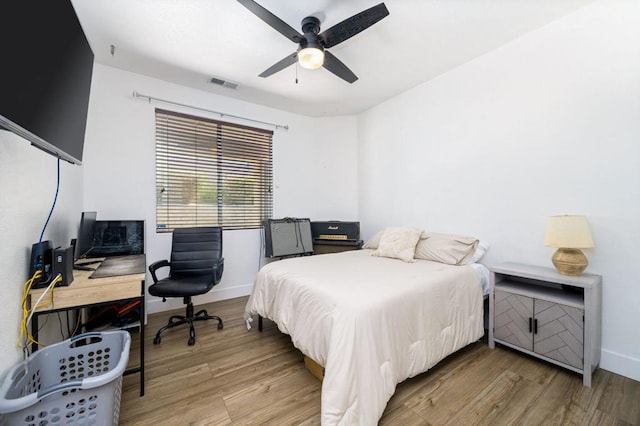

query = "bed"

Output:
[[245, 240, 488, 425]]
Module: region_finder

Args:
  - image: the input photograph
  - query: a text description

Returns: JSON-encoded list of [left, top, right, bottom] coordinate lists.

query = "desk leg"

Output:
[[139, 280, 145, 396], [31, 313, 39, 354]]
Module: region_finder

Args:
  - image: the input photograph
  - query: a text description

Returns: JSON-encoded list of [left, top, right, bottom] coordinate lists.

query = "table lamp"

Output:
[[544, 215, 594, 276]]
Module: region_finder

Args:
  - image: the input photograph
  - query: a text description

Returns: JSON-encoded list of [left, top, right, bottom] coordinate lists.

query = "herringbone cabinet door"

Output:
[[534, 300, 584, 369], [494, 290, 533, 351]]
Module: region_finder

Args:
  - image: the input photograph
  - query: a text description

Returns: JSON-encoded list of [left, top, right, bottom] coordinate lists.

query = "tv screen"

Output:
[[0, 0, 94, 165]]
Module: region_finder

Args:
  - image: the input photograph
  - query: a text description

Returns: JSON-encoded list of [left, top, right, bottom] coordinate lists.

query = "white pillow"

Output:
[[372, 227, 423, 262], [461, 240, 490, 265], [414, 232, 479, 265], [364, 228, 427, 249], [362, 229, 385, 249]]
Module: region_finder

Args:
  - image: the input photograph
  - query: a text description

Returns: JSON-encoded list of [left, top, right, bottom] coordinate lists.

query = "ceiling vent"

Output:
[[209, 77, 238, 90]]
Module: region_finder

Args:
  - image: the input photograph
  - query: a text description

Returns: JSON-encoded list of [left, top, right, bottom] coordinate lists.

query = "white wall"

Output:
[[0, 132, 84, 371], [357, 0, 640, 381], [83, 64, 359, 314]]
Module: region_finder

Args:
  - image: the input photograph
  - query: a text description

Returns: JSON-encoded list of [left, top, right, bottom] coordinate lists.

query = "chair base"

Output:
[[153, 301, 223, 346]]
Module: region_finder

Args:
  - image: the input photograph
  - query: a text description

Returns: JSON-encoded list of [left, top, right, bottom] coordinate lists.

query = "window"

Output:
[[155, 109, 273, 232]]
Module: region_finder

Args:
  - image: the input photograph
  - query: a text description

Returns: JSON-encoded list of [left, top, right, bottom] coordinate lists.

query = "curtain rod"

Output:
[[132, 91, 289, 131]]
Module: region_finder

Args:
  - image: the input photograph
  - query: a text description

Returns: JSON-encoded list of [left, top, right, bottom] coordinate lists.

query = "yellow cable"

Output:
[[18, 272, 62, 350], [20, 272, 41, 349], [27, 274, 62, 345], [70, 307, 82, 337], [17, 270, 41, 349]]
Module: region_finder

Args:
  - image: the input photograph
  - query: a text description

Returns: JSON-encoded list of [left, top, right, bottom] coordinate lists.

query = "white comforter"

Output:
[[244, 249, 484, 425]]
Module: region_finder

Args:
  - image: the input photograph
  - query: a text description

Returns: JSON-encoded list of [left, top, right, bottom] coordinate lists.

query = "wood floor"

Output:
[[119, 296, 640, 425]]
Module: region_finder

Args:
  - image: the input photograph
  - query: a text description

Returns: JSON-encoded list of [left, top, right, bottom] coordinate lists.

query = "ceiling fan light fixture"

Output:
[[297, 47, 324, 69], [238, 0, 389, 82]]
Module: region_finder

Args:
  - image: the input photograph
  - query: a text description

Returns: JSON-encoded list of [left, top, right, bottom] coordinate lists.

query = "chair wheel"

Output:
[[188, 337, 195, 346], [153, 336, 161, 345], [217, 322, 223, 330]]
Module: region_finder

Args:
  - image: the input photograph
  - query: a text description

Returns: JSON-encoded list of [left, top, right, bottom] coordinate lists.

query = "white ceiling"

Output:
[[71, 0, 595, 117]]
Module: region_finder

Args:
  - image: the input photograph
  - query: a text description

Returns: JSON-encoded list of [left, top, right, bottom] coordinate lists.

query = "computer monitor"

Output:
[[74, 211, 97, 261], [91, 220, 145, 257]]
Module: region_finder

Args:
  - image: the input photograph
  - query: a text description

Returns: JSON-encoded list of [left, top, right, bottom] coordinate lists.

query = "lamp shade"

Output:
[[544, 215, 594, 248]]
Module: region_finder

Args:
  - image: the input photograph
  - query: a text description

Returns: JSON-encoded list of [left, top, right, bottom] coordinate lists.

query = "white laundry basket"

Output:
[[0, 331, 131, 426]]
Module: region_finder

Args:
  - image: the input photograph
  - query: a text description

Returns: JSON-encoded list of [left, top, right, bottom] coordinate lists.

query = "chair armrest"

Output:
[[148, 259, 170, 283], [212, 258, 224, 284]]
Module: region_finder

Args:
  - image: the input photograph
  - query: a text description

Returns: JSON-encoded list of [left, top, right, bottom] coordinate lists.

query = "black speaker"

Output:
[[52, 246, 74, 286], [311, 221, 360, 241]]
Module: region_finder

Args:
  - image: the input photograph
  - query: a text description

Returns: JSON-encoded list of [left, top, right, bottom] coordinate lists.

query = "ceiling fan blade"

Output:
[[319, 3, 389, 49], [322, 51, 358, 83], [259, 52, 298, 78], [237, 0, 302, 43]]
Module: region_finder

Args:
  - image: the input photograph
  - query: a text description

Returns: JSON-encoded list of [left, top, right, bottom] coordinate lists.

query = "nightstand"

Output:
[[488, 262, 602, 386]]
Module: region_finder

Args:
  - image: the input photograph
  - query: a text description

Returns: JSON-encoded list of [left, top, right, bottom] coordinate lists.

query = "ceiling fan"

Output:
[[237, 1, 390, 83]]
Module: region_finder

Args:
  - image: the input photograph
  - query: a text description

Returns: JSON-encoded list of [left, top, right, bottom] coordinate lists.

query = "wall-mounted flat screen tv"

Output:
[[0, 0, 94, 165]]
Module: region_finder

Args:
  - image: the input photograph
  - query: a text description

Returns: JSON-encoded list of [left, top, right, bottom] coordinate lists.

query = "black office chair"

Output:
[[148, 227, 224, 345]]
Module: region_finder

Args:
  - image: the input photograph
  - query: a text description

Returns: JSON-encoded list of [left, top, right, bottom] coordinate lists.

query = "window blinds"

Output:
[[155, 108, 273, 231]]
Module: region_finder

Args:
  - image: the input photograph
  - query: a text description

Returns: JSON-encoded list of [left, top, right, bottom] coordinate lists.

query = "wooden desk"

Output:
[[29, 259, 146, 396]]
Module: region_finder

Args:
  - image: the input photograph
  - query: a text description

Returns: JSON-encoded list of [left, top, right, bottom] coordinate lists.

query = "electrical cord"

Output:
[[27, 274, 61, 325], [71, 312, 81, 336], [31, 158, 61, 280], [17, 270, 41, 353], [294, 220, 301, 248], [63, 309, 82, 339], [19, 157, 62, 356], [295, 220, 308, 253], [64, 310, 79, 339], [17, 272, 61, 355], [65, 310, 71, 337], [58, 312, 66, 340], [58, 310, 80, 340], [39, 157, 61, 243]]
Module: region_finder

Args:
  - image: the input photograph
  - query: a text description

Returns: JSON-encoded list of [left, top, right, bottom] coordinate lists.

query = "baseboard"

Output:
[[146, 283, 254, 314], [600, 349, 640, 382]]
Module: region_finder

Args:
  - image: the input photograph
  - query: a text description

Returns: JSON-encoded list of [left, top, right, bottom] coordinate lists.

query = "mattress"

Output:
[[245, 249, 485, 425]]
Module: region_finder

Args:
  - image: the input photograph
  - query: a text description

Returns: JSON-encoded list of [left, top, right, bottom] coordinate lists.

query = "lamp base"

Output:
[[552, 248, 588, 276]]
